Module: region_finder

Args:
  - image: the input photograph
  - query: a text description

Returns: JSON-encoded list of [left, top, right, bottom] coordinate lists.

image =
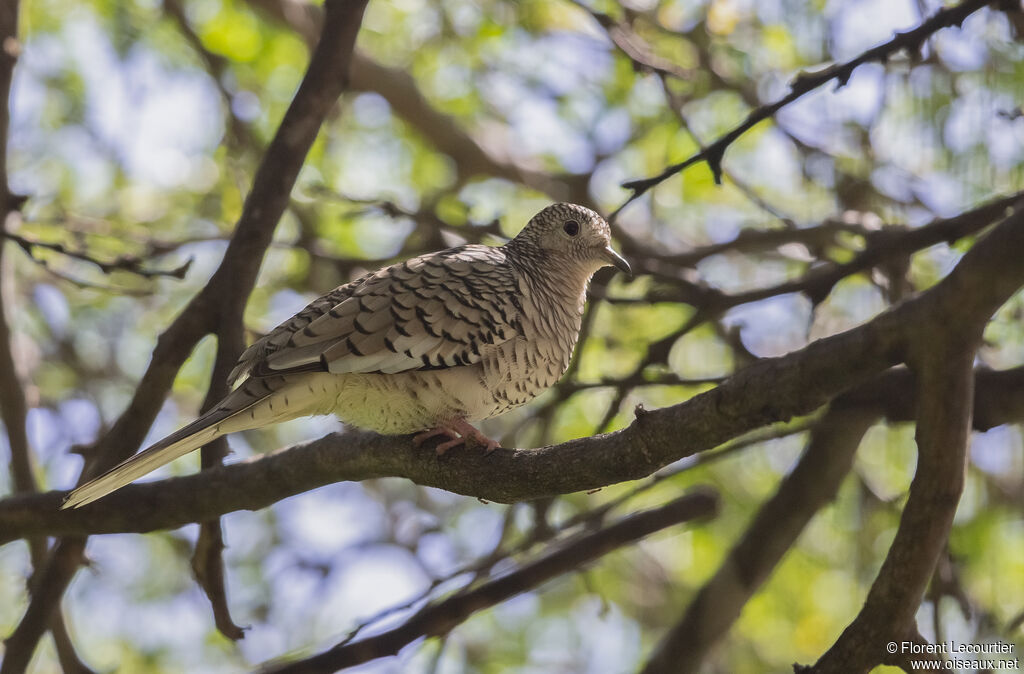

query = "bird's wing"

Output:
[[230, 245, 524, 382], [228, 278, 366, 385]]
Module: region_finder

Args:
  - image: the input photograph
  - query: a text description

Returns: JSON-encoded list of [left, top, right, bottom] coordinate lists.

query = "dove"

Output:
[[62, 203, 630, 508]]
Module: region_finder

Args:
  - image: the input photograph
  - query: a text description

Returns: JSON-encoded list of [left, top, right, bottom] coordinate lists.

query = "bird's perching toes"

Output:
[[413, 418, 501, 455]]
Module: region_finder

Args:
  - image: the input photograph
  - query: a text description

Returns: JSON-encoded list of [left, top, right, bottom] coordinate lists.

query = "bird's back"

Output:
[[228, 243, 520, 386]]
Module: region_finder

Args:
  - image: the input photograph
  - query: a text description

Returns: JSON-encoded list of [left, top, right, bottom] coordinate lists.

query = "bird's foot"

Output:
[[413, 418, 500, 455], [411, 426, 460, 450], [450, 418, 501, 454]]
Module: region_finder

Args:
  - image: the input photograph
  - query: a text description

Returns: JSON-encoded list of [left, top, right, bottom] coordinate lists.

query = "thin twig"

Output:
[[1, 229, 193, 280], [612, 0, 992, 216], [261, 489, 719, 674]]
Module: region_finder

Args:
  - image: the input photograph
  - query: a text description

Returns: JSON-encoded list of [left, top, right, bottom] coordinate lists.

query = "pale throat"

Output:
[[527, 254, 596, 322]]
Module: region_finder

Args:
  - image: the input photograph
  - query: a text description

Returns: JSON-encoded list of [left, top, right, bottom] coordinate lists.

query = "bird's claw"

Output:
[[413, 419, 501, 455]]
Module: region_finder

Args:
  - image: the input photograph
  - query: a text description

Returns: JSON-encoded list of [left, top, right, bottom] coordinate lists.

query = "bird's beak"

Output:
[[602, 245, 631, 276]]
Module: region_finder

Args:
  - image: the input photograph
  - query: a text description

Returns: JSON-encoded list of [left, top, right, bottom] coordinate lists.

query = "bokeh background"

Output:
[[2, 0, 1023, 671]]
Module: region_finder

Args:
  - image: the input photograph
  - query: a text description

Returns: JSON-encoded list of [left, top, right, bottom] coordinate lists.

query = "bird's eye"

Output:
[[563, 220, 580, 236]]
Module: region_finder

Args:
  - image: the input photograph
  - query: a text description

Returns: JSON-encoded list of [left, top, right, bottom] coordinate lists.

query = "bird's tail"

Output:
[[62, 374, 324, 509]]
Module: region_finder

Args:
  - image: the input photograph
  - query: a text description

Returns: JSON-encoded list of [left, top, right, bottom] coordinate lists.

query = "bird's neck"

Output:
[[505, 248, 593, 331]]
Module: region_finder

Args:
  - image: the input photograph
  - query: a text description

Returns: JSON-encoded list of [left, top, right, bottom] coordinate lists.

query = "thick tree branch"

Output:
[[260, 489, 719, 674], [614, 0, 993, 212], [807, 320, 980, 672], [0, 362, 1019, 541], [0, 198, 32, 493], [0, 0, 15, 214], [797, 139, 1024, 674]]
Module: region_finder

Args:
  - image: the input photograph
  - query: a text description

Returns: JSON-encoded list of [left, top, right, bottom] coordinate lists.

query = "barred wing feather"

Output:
[[230, 245, 523, 381]]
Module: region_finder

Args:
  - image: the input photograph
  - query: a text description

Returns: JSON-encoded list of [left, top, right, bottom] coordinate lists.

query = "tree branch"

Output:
[[0, 2, 94, 671], [614, 0, 993, 213], [0, 229, 193, 281], [631, 191, 1023, 309], [0, 1, 371, 670], [806, 315, 981, 672], [565, 0, 695, 82], [637, 187, 1024, 669], [3, 197, 1017, 542], [5, 363, 1019, 542], [640, 403, 877, 673], [243, 0, 595, 206], [0, 537, 88, 674], [260, 489, 719, 674], [0, 0, 29, 501], [795, 124, 1024, 674]]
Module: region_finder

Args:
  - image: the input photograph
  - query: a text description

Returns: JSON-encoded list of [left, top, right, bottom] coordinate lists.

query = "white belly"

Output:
[[324, 367, 500, 434]]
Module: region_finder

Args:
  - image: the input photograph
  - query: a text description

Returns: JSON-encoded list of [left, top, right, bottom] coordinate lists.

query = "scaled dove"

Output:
[[63, 203, 630, 508]]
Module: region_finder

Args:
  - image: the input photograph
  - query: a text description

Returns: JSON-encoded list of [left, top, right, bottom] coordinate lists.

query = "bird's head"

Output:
[[509, 203, 631, 276]]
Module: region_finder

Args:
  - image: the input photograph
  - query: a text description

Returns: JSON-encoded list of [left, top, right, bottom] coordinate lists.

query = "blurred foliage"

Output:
[[3, 0, 1024, 672]]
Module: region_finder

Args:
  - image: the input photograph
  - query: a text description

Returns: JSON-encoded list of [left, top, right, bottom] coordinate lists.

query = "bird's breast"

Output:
[[480, 300, 583, 416]]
